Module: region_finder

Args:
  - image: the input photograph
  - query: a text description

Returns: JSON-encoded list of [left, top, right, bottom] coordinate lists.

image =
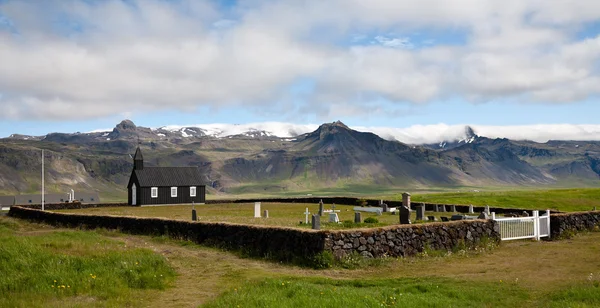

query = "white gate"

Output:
[[492, 210, 551, 241]]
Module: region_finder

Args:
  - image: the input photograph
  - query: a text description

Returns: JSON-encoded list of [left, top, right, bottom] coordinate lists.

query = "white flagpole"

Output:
[[42, 149, 44, 211]]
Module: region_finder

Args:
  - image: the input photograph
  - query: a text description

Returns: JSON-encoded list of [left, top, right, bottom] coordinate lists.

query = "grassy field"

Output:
[[409, 188, 600, 212], [57, 203, 467, 229], [0, 217, 175, 307], [1, 215, 599, 307]]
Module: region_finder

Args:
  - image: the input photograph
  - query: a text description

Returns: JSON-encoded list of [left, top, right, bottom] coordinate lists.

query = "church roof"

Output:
[[133, 167, 205, 187]]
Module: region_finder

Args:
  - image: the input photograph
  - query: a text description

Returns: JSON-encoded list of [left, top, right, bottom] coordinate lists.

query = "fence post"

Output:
[[533, 210, 539, 241], [546, 210, 551, 238], [491, 212, 496, 220]]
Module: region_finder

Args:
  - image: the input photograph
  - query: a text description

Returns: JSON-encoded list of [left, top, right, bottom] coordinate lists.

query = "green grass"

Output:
[[410, 188, 600, 212], [57, 203, 462, 230], [0, 218, 175, 307], [203, 277, 529, 308]]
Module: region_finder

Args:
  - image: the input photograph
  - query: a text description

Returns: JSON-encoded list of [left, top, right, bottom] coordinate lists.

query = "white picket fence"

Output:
[[492, 210, 551, 241]]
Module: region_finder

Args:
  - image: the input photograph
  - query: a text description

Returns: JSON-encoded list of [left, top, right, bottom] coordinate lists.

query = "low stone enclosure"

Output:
[[17, 196, 544, 215], [8, 206, 600, 265]]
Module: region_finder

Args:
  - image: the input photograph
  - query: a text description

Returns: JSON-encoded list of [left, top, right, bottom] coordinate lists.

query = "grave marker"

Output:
[[427, 215, 437, 222], [485, 205, 490, 215], [451, 205, 457, 213], [312, 214, 321, 230], [354, 212, 362, 223], [254, 202, 261, 218], [402, 192, 411, 210], [469, 204, 474, 214], [319, 200, 324, 216], [382, 203, 388, 213], [478, 212, 490, 219], [440, 204, 446, 212], [416, 205, 425, 221], [263, 210, 269, 218], [400, 206, 411, 224], [304, 208, 311, 224], [329, 212, 340, 223]]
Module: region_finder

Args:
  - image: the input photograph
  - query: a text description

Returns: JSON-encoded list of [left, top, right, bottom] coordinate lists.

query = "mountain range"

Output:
[[1, 120, 599, 199]]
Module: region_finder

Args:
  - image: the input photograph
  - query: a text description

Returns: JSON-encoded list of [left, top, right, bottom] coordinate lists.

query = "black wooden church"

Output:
[[127, 147, 206, 206]]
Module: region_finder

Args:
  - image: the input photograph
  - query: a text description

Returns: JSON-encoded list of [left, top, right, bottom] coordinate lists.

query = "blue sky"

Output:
[[0, 0, 599, 138]]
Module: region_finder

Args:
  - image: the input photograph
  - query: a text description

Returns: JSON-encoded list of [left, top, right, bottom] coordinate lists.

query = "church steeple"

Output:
[[133, 147, 144, 170]]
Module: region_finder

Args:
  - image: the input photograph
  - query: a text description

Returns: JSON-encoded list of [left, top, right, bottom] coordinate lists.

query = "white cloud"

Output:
[[156, 121, 600, 144], [0, 0, 599, 120]]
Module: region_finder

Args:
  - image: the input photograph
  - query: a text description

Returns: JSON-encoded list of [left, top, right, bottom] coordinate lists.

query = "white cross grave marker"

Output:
[[304, 207, 311, 224]]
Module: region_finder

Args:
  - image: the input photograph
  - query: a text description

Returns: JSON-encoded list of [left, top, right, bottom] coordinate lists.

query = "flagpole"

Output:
[[42, 149, 44, 211]]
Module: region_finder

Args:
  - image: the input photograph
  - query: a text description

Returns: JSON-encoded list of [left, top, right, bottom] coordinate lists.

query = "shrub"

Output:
[[364, 217, 379, 224], [311, 251, 334, 269]]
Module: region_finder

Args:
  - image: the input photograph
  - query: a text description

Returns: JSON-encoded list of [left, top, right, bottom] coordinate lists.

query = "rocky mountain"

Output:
[[1, 120, 599, 198]]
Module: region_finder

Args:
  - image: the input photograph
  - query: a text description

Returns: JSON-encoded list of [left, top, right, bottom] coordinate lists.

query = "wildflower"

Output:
[[281, 282, 284, 286], [54, 280, 57, 283], [136, 262, 139, 265], [52, 286, 55, 288], [67, 286, 70, 288]]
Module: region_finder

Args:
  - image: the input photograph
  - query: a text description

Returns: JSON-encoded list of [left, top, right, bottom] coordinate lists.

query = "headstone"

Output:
[[192, 209, 197, 221], [312, 214, 321, 230], [469, 204, 474, 214], [328, 212, 340, 223], [485, 205, 490, 215], [332, 203, 336, 211], [416, 205, 425, 221], [354, 212, 362, 223], [400, 206, 411, 224], [304, 208, 311, 224], [594, 207, 597, 211], [254, 202, 261, 218], [434, 204, 439, 212], [382, 203, 388, 213], [376, 209, 382, 216], [522, 211, 529, 217], [440, 205, 446, 212], [263, 210, 269, 218], [427, 215, 437, 222], [478, 212, 489, 219], [451, 205, 457, 213], [318, 200, 324, 216], [450, 214, 465, 221], [402, 192, 411, 210], [441, 216, 449, 222]]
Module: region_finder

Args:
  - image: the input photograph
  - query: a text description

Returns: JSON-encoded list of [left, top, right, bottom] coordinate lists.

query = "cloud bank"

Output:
[[154, 122, 600, 144], [0, 0, 599, 120]]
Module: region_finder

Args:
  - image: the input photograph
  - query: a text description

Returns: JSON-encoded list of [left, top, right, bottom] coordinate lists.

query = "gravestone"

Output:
[[469, 204, 474, 214], [192, 208, 197, 221], [376, 209, 382, 216], [427, 215, 437, 222], [354, 212, 362, 223], [263, 210, 269, 218], [478, 212, 490, 219], [594, 207, 597, 211], [312, 214, 321, 230], [304, 208, 311, 224], [434, 204, 439, 212], [440, 205, 446, 212], [441, 216, 449, 222], [450, 214, 465, 221], [319, 200, 324, 216], [522, 211, 529, 217], [416, 205, 425, 221], [485, 205, 490, 215], [329, 212, 340, 223], [382, 203, 388, 213], [451, 205, 457, 213], [402, 192, 411, 210], [399, 206, 411, 224], [254, 202, 261, 218]]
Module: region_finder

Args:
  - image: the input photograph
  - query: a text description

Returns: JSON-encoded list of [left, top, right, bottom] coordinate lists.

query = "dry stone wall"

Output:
[[325, 220, 499, 259], [9, 206, 501, 263], [550, 211, 600, 239]]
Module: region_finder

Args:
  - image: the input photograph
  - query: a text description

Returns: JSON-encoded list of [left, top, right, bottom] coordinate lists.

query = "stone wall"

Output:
[[19, 202, 128, 210], [324, 220, 499, 258], [550, 211, 600, 239], [8, 206, 325, 264], [9, 205, 500, 263]]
